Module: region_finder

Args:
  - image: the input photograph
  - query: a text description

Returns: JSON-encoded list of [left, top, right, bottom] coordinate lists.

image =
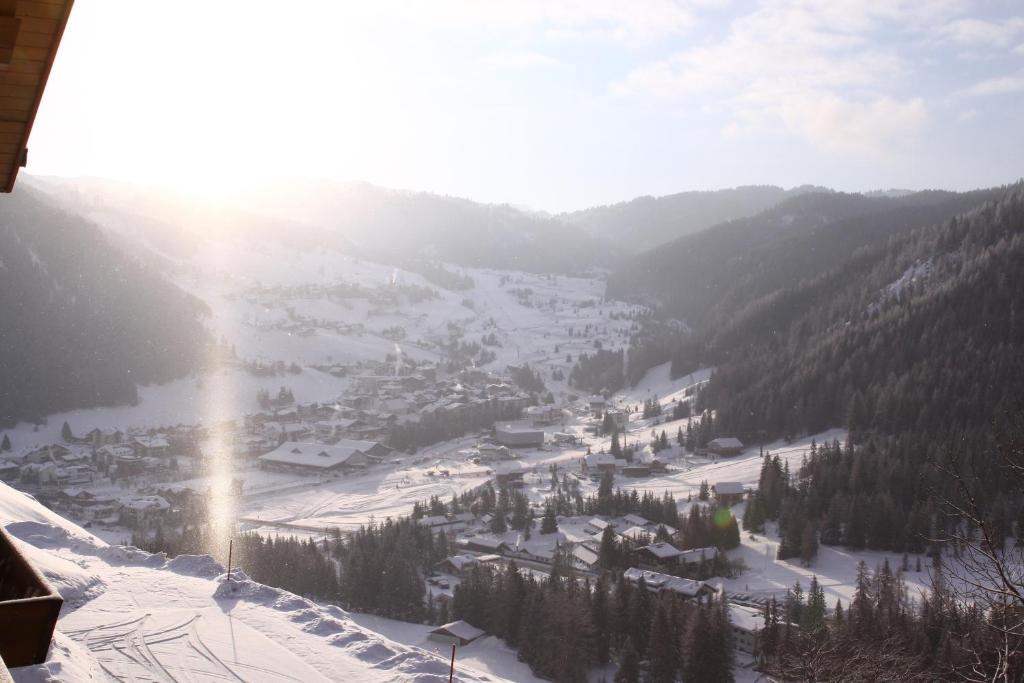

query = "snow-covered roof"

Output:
[[573, 545, 599, 566], [586, 517, 609, 530], [494, 423, 543, 436], [729, 603, 765, 632], [586, 453, 616, 467], [317, 418, 358, 428], [432, 620, 484, 642], [623, 567, 712, 598], [678, 547, 718, 563], [623, 513, 650, 526], [418, 515, 451, 527], [133, 436, 170, 448], [121, 495, 170, 512], [708, 437, 743, 449], [458, 535, 507, 551], [440, 554, 479, 572], [713, 481, 745, 495], [620, 526, 652, 543], [259, 442, 367, 469], [642, 542, 683, 559], [98, 444, 136, 456]]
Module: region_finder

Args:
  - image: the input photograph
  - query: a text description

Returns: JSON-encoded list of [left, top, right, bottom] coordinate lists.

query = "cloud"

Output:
[[610, 1, 933, 154], [958, 74, 1024, 97], [482, 50, 563, 70], [362, 0, 710, 45], [602, 0, 1003, 153], [778, 94, 926, 156], [937, 17, 1024, 48]]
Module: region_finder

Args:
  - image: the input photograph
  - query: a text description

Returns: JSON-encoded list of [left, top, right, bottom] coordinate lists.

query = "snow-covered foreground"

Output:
[[0, 483, 526, 682]]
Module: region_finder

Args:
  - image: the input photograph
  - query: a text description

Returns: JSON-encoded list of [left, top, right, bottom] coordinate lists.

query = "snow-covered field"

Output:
[[235, 437, 492, 534]]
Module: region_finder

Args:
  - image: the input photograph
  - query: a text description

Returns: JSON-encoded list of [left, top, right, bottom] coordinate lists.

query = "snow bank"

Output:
[[165, 553, 224, 578]]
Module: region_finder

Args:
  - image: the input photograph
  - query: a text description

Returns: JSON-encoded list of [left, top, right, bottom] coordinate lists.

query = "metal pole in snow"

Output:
[[449, 643, 456, 682], [227, 538, 233, 583]]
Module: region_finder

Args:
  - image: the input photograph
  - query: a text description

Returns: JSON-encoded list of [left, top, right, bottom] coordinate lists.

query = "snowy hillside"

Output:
[[0, 483, 532, 682]]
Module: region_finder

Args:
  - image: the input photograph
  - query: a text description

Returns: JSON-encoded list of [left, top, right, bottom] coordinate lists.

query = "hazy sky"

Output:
[[29, 0, 1024, 211]]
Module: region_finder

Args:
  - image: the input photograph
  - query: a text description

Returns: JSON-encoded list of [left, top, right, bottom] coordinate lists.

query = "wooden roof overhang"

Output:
[[0, 0, 73, 193]]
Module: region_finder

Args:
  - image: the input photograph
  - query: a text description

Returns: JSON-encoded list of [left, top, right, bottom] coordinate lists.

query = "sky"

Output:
[[28, 0, 1024, 212]]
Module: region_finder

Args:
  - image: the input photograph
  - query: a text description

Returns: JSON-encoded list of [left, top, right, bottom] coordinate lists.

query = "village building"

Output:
[[713, 481, 746, 506], [61, 489, 121, 524], [619, 526, 655, 547], [10, 444, 70, 466], [258, 442, 371, 474], [621, 464, 651, 477], [476, 442, 513, 462], [332, 439, 394, 460], [86, 427, 124, 446], [457, 536, 510, 554], [494, 423, 544, 449], [525, 405, 564, 426], [605, 409, 629, 431], [493, 461, 525, 488], [623, 567, 717, 600], [706, 437, 745, 457], [678, 547, 719, 566], [622, 513, 650, 527], [572, 543, 600, 570], [120, 495, 171, 525], [314, 418, 361, 441], [729, 602, 766, 654], [583, 452, 618, 477], [639, 542, 686, 565], [434, 554, 502, 576], [551, 432, 579, 446], [585, 517, 610, 535], [428, 620, 485, 647], [132, 436, 171, 458]]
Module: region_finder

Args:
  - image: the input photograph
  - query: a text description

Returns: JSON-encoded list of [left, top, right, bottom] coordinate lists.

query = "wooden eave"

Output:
[[0, 0, 74, 193]]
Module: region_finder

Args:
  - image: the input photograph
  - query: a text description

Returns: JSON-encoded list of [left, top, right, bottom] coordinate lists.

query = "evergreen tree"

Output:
[[540, 504, 559, 534], [742, 494, 766, 533], [0, 433, 9, 451], [610, 430, 622, 457], [598, 525, 619, 570], [644, 601, 677, 682], [803, 575, 827, 636], [592, 574, 611, 665], [490, 508, 508, 534], [615, 638, 641, 683], [60, 421, 72, 442], [800, 523, 819, 565]]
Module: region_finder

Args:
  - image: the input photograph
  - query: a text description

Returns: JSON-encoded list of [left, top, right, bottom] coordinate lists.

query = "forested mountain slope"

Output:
[[608, 188, 1008, 329], [702, 185, 1024, 441], [561, 184, 825, 252], [613, 184, 1024, 445], [0, 187, 209, 426]]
